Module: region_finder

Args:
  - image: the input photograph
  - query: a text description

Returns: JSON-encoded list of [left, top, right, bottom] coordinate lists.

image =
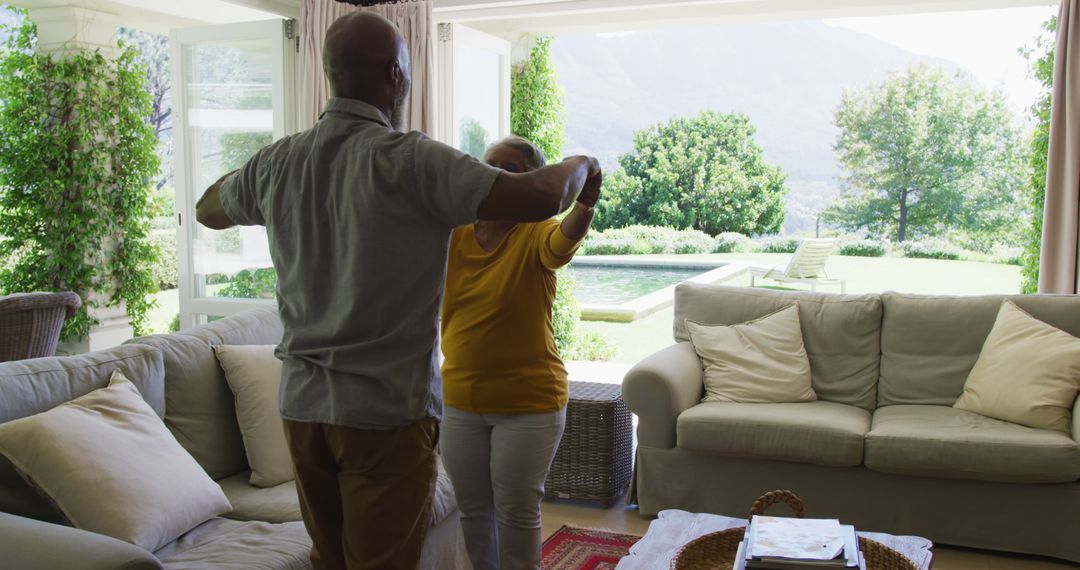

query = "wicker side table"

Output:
[[544, 381, 634, 507]]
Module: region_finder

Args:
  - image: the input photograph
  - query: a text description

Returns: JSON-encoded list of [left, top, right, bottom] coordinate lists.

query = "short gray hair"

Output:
[[485, 135, 547, 171]]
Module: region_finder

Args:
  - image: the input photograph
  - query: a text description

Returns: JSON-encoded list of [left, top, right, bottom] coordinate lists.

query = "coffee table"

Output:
[[616, 510, 933, 570]]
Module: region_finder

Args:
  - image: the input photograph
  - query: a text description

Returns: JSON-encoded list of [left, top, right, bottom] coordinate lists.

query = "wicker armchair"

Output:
[[0, 292, 81, 362]]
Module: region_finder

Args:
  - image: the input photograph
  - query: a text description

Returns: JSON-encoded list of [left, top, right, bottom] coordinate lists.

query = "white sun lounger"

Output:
[[749, 238, 846, 293]]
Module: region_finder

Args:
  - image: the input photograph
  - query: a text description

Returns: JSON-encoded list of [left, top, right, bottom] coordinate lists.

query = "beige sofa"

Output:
[[0, 307, 466, 569], [623, 284, 1080, 562]]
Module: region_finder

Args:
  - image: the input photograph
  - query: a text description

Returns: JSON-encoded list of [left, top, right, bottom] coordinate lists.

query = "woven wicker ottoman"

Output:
[[544, 381, 634, 507]]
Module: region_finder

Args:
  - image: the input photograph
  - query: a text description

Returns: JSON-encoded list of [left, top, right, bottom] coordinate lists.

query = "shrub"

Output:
[[168, 314, 180, 333], [713, 232, 751, 253], [672, 230, 715, 254], [148, 231, 178, 290], [214, 227, 243, 255], [901, 240, 962, 260], [839, 240, 887, 257], [205, 273, 232, 285], [150, 187, 176, 231], [581, 226, 713, 256], [755, 236, 801, 254], [562, 329, 616, 361], [553, 270, 615, 361], [990, 245, 1024, 266], [217, 267, 277, 299]]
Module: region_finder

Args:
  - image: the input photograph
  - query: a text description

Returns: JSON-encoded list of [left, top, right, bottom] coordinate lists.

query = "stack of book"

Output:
[[732, 515, 865, 570]]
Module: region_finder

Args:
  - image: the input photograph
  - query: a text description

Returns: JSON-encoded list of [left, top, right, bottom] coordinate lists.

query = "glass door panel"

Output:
[[437, 24, 510, 154], [172, 20, 296, 326]]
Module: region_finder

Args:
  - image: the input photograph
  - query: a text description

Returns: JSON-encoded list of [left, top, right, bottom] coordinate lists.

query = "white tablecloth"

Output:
[[617, 510, 933, 570]]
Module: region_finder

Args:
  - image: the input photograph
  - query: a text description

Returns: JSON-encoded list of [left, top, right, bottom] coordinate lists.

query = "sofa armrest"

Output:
[[1073, 395, 1080, 444], [622, 342, 703, 448], [0, 512, 162, 570]]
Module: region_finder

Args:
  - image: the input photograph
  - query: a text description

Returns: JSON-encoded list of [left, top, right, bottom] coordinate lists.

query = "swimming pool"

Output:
[[567, 258, 749, 322], [568, 266, 705, 305]]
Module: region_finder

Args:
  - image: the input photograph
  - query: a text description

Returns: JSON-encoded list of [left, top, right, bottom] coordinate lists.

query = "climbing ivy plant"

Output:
[[1020, 16, 1056, 294], [0, 15, 160, 340], [510, 37, 565, 162]]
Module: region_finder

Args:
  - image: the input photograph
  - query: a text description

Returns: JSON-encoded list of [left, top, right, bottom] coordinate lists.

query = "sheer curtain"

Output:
[[300, 0, 434, 133], [1039, 0, 1080, 294]]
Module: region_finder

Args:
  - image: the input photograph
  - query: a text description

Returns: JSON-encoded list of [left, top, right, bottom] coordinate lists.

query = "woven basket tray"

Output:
[[670, 491, 919, 570]]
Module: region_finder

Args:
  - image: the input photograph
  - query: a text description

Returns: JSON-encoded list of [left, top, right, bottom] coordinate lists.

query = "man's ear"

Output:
[[389, 60, 404, 85]]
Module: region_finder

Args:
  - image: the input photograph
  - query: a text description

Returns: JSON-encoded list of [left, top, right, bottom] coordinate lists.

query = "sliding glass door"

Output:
[[171, 19, 296, 327]]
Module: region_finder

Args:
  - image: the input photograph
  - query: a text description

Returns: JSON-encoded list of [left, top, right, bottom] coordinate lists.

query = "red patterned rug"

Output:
[[541, 525, 642, 570]]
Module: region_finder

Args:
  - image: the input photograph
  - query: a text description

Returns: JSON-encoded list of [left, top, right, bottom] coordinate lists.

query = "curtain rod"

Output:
[[334, 0, 421, 5]]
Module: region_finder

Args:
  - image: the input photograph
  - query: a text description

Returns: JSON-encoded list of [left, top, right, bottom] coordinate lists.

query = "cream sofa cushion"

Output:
[[218, 471, 302, 524], [675, 284, 881, 410], [953, 301, 1080, 433], [677, 400, 871, 466], [878, 293, 1080, 407], [865, 405, 1080, 484], [687, 305, 816, 403], [0, 371, 231, 552], [0, 344, 164, 514], [154, 517, 310, 567], [125, 306, 284, 481], [213, 345, 292, 487]]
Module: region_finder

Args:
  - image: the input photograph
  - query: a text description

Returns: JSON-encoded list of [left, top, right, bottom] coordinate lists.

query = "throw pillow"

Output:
[[213, 344, 293, 487], [686, 304, 817, 403], [954, 300, 1080, 432], [0, 370, 231, 552]]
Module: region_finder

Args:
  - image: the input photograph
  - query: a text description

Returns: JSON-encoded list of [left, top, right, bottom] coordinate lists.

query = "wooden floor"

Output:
[[540, 495, 1080, 569]]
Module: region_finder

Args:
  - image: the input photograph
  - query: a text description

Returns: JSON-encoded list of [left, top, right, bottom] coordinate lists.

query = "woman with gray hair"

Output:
[[440, 135, 601, 570]]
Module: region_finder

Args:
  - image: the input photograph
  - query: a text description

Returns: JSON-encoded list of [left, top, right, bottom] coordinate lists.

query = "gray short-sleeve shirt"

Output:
[[218, 97, 500, 429]]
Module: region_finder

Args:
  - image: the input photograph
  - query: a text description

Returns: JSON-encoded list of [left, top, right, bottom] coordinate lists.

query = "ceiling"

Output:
[[435, 0, 1059, 35], [9, 0, 1060, 35], [10, 0, 287, 33]]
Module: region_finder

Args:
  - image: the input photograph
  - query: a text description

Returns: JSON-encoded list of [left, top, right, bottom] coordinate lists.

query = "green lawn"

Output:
[[579, 253, 1022, 364], [147, 288, 179, 334]]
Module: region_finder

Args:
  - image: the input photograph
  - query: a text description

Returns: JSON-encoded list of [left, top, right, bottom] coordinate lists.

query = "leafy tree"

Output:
[[1020, 16, 1056, 294], [825, 64, 1027, 243], [221, 132, 273, 172], [511, 36, 565, 161], [460, 117, 489, 158], [594, 111, 788, 236], [118, 27, 171, 191]]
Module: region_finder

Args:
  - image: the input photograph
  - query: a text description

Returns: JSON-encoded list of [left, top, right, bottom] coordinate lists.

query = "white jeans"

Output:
[[441, 405, 567, 570]]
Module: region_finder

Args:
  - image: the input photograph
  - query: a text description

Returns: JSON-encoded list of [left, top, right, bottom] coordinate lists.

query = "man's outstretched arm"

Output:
[[195, 170, 238, 230], [477, 156, 601, 222]]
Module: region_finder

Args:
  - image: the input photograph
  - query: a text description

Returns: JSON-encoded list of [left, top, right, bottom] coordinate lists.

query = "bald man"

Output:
[[195, 11, 601, 570]]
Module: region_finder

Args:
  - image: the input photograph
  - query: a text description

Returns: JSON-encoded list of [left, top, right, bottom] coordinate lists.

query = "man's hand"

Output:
[[578, 169, 602, 208]]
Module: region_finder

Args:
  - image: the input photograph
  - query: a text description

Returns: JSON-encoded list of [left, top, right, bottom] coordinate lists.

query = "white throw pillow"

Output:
[[213, 344, 293, 487], [687, 304, 817, 404], [954, 300, 1080, 433], [0, 370, 231, 552]]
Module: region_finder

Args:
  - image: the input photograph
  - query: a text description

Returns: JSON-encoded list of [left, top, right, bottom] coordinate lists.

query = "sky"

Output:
[[824, 5, 1059, 116]]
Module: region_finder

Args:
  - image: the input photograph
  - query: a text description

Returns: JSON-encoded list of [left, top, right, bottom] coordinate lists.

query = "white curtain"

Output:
[[300, 0, 434, 134], [1039, 0, 1080, 294]]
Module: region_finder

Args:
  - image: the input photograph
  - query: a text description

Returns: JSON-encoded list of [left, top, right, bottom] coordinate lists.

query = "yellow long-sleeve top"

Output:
[[441, 220, 583, 414]]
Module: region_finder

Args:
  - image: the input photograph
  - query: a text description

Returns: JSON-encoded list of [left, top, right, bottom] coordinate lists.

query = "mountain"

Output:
[[551, 21, 961, 234]]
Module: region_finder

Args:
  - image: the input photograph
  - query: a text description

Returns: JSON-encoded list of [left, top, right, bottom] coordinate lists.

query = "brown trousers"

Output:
[[283, 418, 439, 570]]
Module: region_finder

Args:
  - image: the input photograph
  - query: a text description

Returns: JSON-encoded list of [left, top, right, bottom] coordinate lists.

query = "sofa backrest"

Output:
[[125, 306, 283, 481], [674, 284, 882, 410], [878, 293, 1080, 406], [0, 344, 164, 519]]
